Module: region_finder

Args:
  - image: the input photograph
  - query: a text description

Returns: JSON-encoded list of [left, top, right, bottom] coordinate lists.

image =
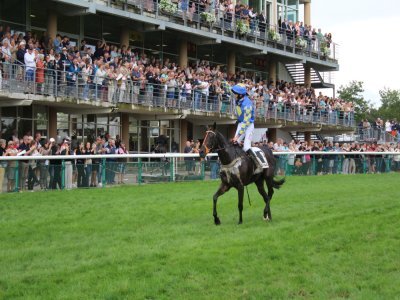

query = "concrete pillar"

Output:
[[269, 60, 277, 85], [304, 65, 311, 88], [227, 52, 236, 78], [121, 113, 130, 152], [179, 40, 188, 69], [48, 107, 57, 139], [228, 124, 236, 141], [120, 27, 130, 48], [304, 1, 311, 26], [47, 10, 57, 40], [304, 132, 311, 144], [271, 0, 277, 27], [267, 128, 277, 143], [180, 119, 188, 153], [140, 121, 148, 153]]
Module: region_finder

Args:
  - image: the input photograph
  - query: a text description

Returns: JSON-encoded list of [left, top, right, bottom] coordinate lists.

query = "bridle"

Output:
[[203, 130, 226, 154], [202, 130, 216, 155]]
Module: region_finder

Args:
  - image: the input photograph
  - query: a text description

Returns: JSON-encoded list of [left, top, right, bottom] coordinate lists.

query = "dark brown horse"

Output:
[[199, 125, 285, 225]]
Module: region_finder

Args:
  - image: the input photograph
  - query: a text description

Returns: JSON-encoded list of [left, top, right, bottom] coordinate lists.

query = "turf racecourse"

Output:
[[1, 174, 400, 299]]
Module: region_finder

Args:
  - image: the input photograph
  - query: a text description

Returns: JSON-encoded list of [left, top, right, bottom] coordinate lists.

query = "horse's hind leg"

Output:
[[265, 175, 274, 201], [256, 177, 271, 221], [265, 176, 277, 221], [213, 183, 230, 225]]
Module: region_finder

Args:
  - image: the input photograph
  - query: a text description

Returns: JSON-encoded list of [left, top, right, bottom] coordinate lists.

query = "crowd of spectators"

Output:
[[0, 133, 128, 193], [1, 131, 400, 193], [147, 0, 334, 52], [358, 118, 400, 143], [251, 138, 400, 176], [0, 24, 349, 123]]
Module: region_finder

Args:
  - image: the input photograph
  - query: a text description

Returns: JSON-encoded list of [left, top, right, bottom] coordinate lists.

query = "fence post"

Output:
[[169, 157, 174, 182], [138, 158, 142, 184], [76, 76, 79, 99], [61, 160, 65, 190], [55, 71, 58, 98], [14, 161, 19, 192], [95, 82, 98, 102], [338, 156, 343, 174], [363, 155, 367, 174], [385, 157, 391, 173], [101, 158, 106, 187], [201, 159, 205, 180], [311, 155, 316, 175], [33, 68, 36, 95]]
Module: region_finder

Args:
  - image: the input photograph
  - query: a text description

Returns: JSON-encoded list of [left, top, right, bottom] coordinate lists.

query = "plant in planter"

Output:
[[268, 29, 281, 42], [159, 0, 177, 14], [320, 41, 331, 57], [295, 36, 307, 49], [236, 20, 250, 36], [113, 0, 127, 6], [200, 12, 216, 25]]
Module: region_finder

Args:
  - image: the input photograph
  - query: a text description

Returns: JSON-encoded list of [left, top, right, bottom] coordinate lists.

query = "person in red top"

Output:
[[36, 54, 45, 94]]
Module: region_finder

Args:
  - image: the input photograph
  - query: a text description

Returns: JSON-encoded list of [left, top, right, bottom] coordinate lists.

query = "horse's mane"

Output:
[[214, 130, 245, 154]]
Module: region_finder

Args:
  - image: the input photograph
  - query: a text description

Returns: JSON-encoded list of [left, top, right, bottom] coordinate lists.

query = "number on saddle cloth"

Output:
[[249, 147, 269, 169]]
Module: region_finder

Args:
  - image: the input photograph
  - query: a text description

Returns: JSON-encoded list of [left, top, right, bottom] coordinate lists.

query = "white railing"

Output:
[[0, 151, 399, 193]]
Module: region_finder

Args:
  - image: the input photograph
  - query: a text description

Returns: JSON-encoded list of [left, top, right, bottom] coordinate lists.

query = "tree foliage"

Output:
[[378, 88, 400, 121], [337, 81, 370, 121]]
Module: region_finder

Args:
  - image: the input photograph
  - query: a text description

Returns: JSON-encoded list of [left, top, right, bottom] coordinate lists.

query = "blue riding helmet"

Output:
[[231, 84, 247, 95]]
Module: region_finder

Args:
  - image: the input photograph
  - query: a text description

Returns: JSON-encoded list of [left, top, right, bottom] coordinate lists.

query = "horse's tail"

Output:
[[272, 177, 285, 189]]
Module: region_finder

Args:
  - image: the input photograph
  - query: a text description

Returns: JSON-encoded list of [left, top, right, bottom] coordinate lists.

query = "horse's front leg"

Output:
[[213, 183, 230, 225], [237, 185, 244, 224]]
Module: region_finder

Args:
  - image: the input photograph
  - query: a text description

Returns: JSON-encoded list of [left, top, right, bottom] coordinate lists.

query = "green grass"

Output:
[[1, 174, 400, 299]]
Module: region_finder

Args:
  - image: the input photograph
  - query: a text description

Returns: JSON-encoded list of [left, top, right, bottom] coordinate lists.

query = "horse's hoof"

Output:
[[263, 216, 271, 222], [238, 221, 242, 225], [214, 218, 221, 225]]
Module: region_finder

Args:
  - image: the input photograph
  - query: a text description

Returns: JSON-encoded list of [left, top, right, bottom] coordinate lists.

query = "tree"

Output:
[[378, 88, 400, 121], [337, 81, 370, 121]]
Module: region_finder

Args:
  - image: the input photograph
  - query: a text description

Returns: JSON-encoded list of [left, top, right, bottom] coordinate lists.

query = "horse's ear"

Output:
[[213, 122, 217, 131]]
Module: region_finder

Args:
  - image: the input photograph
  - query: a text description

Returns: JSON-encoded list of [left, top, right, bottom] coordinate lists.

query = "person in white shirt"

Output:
[[24, 46, 36, 92], [94, 63, 107, 100], [385, 120, 392, 134]]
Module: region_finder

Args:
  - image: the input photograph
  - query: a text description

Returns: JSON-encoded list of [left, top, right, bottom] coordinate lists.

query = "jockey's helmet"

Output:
[[231, 84, 247, 96]]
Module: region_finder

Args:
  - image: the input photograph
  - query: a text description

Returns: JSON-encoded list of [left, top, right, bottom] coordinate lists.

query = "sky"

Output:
[[302, 0, 400, 107]]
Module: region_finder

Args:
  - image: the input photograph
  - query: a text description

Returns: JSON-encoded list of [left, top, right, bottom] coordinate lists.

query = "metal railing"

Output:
[[0, 151, 399, 193], [354, 127, 398, 144], [87, 0, 338, 62], [0, 62, 354, 126]]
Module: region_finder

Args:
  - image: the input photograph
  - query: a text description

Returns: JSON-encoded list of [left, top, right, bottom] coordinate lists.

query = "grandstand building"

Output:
[[0, 0, 347, 152]]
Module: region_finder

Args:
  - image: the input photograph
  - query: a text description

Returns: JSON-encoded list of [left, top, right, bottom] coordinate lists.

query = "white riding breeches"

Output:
[[235, 122, 254, 151]]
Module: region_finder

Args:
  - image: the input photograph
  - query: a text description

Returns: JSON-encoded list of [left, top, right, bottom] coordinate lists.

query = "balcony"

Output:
[[0, 62, 353, 129], [53, 0, 339, 69]]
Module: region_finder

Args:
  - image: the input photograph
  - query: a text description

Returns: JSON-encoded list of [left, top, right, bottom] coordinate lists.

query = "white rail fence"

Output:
[[0, 152, 399, 193]]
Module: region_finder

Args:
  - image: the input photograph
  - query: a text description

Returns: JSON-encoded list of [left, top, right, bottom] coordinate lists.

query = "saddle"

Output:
[[248, 147, 269, 174], [226, 143, 269, 175]]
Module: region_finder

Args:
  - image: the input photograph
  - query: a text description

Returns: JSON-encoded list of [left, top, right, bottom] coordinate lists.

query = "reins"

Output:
[[204, 130, 226, 154], [246, 186, 251, 207]]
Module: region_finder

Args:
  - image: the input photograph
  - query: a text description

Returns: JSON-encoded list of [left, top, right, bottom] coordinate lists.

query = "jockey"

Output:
[[232, 84, 254, 151], [231, 83, 268, 170]]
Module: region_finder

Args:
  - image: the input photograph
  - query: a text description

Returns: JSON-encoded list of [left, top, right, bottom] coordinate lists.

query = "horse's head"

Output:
[[199, 123, 220, 159]]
